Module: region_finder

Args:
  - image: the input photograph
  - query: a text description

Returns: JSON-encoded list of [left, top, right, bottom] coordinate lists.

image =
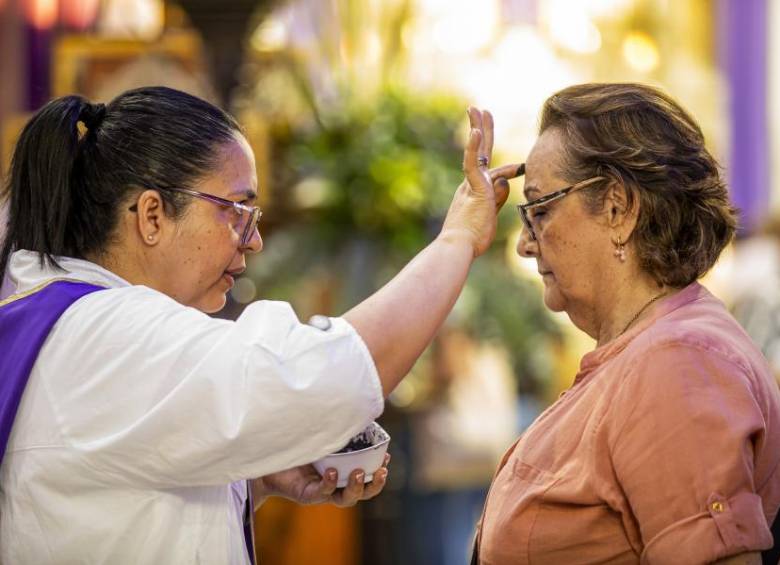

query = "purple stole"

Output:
[[0, 280, 104, 461], [0, 279, 259, 562], [244, 485, 256, 564]]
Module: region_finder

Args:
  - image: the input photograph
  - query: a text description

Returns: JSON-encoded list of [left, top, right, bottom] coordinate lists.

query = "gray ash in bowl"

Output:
[[334, 422, 389, 454], [336, 436, 373, 453]]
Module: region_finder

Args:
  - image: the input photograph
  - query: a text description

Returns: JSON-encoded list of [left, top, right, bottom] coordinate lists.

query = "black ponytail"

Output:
[[0, 86, 242, 278], [1, 96, 87, 274]]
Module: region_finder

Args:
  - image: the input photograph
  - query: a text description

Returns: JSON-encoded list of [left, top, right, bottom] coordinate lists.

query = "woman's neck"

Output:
[[591, 272, 668, 347], [84, 243, 154, 290]]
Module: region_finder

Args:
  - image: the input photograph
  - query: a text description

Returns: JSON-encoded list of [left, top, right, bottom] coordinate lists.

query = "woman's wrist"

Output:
[[436, 227, 478, 258]]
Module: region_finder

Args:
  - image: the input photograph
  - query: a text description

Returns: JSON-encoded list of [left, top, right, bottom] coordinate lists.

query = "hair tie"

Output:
[[79, 102, 106, 131]]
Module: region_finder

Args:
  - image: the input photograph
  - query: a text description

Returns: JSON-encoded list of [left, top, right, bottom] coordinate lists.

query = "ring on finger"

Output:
[[477, 156, 489, 167]]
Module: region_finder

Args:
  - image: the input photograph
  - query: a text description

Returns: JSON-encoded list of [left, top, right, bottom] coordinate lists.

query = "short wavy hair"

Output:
[[539, 83, 737, 288]]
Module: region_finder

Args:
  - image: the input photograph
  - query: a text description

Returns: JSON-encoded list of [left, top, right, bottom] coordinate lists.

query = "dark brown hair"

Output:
[[539, 82, 737, 287], [1, 86, 242, 276]]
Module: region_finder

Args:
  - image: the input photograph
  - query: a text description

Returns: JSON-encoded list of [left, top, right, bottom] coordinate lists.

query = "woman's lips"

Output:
[[222, 267, 244, 290]]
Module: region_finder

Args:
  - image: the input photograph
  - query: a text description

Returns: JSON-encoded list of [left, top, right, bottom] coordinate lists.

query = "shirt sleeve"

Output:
[[607, 342, 774, 563], [36, 286, 384, 488]]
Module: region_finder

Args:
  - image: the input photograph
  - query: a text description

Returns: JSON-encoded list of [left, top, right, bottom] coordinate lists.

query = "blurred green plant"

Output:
[[247, 85, 561, 390], [292, 90, 463, 250], [251, 88, 463, 296]]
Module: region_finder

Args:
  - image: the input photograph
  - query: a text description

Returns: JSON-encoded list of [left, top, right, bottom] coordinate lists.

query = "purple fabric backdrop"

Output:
[[25, 24, 51, 111], [718, 0, 769, 234]]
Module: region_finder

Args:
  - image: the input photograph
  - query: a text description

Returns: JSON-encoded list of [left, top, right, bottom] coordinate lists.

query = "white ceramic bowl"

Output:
[[312, 422, 391, 488]]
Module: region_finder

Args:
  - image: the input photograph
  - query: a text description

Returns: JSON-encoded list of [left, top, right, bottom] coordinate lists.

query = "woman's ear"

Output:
[[605, 181, 639, 237], [134, 190, 166, 245]]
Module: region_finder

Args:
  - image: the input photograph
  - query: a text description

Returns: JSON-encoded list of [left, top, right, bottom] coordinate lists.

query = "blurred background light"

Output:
[[231, 277, 258, 304], [622, 30, 660, 72], [582, 0, 635, 19], [542, 0, 602, 54], [427, 0, 499, 54], [23, 0, 58, 30], [60, 0, 100, 31], [293, 177, 331, 209], [98, 0, 163, 39], [250, 17, 289, 52]]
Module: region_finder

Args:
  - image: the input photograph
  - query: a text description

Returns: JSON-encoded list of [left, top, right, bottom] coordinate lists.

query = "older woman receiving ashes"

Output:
[[474, 84, 780, 564]]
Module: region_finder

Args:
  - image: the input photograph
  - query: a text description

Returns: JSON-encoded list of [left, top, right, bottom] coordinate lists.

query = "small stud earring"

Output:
[[147, 235, 154, 241], [613, 235, 626, 262]]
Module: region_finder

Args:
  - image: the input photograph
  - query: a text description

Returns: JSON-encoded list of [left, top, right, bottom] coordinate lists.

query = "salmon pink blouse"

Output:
[[477, 283, 780, 564]]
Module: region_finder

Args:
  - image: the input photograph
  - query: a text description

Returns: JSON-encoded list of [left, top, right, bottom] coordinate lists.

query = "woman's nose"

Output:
[[516, 228, 538, 257], [243, 228, 263, 254]]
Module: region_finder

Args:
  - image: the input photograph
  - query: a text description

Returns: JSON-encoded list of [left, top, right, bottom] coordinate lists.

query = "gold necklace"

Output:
[[618, 291, 667, 337]]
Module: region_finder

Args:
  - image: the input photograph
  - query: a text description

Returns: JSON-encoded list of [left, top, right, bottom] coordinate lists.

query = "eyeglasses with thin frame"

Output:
[[515, 163, 605, 240], [130, 187, 262, 247]]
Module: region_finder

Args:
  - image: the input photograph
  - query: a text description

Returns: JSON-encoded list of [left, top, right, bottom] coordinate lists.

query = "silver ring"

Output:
[[477, 156, 489, 167]]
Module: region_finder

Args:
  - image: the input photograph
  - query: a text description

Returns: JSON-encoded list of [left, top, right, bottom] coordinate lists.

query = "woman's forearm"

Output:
[[344, 109, 515, 397], [343, 229, 474, 396]]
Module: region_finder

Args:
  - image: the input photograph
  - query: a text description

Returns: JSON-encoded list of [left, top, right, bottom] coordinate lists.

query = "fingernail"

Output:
[[327, 470, 337, 480], [355, 472, 365, 482]]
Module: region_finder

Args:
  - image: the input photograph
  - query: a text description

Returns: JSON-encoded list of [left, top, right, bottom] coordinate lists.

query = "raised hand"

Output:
[[440, 107, 521, 257]]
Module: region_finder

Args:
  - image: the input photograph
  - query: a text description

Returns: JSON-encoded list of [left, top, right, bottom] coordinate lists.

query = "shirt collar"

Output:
[[1, 250, 130, 300], [578, 282, 712, 374]]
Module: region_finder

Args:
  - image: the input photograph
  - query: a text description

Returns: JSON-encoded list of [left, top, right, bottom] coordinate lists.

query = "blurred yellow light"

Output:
[[551, 18, 601, 54], [339, 37, 349, 62], [583, 0, 634, 19], [293, 177, 331, 209], [400, 22, 413, 50], [366, 31, 383, 64], [429, 0, 499, 54], [622, 31, 660, 73], [470, 25, 578, 125], [388, 378, 416, 408], [543, 0, 602, 54], [99, 0, 163, 39], [417, 0, 448, 11], [251, 18, 288, 52]]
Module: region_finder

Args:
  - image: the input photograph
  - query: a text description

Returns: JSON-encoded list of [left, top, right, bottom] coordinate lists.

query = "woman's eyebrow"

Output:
[[524, 185, 540, 199], [229, 188, 257, 201]]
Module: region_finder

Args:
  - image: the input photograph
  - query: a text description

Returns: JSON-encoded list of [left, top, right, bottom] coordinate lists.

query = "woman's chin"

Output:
[[193, 292, 228, 314], [542, 286, 567, 313]]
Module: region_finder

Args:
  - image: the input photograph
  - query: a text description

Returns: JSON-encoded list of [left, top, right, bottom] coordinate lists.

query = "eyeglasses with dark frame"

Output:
[[515, 163, 605, 240], [130, 187, 262, 247]]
